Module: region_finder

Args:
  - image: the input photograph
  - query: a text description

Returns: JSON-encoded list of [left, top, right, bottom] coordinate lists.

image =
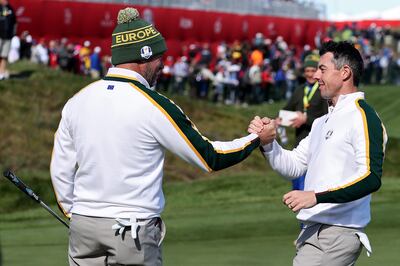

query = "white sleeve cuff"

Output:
[[249, 133, 259, 141], [261, 140, 277, 154]]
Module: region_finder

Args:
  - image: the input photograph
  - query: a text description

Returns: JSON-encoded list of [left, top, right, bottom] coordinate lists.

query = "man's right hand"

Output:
[[248, 116, 277, 145], [248, 116, 267, 134]]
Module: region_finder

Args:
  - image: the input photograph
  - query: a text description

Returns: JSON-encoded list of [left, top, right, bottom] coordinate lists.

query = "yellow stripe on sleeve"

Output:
[[329, 98, 371, 192], [214, 141, 253, 154]]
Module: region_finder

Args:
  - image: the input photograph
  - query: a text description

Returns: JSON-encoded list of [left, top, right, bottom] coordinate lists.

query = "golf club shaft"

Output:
[[40, 201, 69, 228], [3, 170, 69, 229]]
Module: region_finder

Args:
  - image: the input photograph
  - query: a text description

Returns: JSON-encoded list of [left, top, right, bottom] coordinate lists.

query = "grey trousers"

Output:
[[294, 224, 363, 266], [69, 214, 163, 266]]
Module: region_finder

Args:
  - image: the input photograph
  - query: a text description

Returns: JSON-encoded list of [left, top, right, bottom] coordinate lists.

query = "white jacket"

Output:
[[50, 67, 259, 219], [263, 92, 387, 228]]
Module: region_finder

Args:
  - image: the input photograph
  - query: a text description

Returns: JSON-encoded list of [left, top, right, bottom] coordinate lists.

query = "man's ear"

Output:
[[341, 65, 352, 82]]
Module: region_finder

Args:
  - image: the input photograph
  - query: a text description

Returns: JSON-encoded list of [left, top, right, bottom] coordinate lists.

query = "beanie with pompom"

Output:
[[111, 7, 167, 65]]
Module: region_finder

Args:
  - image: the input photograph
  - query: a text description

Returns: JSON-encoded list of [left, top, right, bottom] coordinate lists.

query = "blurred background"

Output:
[[0, 0, 399, 265]]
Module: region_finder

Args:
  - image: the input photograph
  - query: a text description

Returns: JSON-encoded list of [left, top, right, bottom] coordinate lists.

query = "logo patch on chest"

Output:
[[325, 130, 333, 140]]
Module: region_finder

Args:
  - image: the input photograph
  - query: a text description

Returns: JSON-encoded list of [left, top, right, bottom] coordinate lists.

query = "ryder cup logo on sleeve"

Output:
[[140, 46, 153, 59], [325, 130, 333, 140]]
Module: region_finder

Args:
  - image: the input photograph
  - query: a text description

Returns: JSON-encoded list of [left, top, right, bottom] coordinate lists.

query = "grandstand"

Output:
[[14, 0, 329, 58], [70, 0, 326, 19]]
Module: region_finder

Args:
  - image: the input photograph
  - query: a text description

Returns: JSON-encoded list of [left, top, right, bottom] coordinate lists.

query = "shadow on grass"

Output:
[[9, 70, 35, 80]]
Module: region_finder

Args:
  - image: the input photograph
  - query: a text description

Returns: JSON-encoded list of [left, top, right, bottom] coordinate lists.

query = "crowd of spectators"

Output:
[[157, 37, 300, 106], [7, 30, 110, 79], [327, 22, 400, 85], [6, 23, 400, 106], [155, 23, 400, 106]]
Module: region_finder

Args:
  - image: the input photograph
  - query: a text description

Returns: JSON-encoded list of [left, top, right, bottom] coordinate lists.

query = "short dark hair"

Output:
[[319, 41, 364, 86]]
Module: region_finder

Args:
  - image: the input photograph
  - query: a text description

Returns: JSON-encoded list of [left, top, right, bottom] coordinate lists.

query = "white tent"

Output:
[[331, 5, 400, 21], [380, 5, 400, 20]]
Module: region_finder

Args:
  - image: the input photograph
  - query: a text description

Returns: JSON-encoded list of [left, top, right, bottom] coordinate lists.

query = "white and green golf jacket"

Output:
[[263, 91, 387, 228], [50, 67, 260, 219]]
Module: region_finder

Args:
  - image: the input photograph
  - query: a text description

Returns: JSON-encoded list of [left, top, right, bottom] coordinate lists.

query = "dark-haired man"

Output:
[[250, 41, 387, 265]]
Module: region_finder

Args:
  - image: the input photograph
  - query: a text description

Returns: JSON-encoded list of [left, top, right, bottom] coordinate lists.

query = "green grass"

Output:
[[1, 173, 399, 265], [0, 61, 399, 265], [360, 84, 400, 138]]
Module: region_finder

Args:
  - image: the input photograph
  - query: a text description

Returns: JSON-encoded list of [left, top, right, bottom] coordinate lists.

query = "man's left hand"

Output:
[[283, 190, 317, 212]]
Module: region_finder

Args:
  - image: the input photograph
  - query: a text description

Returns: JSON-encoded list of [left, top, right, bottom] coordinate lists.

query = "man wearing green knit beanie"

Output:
[[54, 7, 170, 266], [52, 6, 270, 266]]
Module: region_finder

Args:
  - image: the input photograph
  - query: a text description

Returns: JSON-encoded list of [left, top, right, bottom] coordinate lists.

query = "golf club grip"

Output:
[[3, 170, 41, 203]]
